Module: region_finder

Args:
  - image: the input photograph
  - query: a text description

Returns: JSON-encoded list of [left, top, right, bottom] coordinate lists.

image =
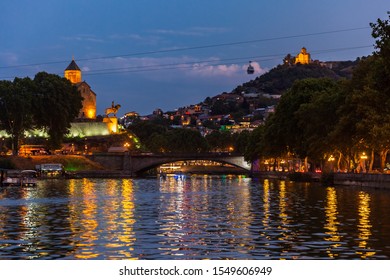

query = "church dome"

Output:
[[64, 59, 82, 84], [65, 59, 81, 71]]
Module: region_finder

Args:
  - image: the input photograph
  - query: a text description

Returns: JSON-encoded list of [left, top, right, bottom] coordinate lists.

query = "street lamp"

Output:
[[328, 155, 335, 172], [360, 152, 368, 173]]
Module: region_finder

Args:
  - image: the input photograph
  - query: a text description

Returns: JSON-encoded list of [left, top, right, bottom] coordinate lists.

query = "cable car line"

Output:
[[0, 44, 373, 79], [70, 45, 375, 76], [0, 26, 370, 70]]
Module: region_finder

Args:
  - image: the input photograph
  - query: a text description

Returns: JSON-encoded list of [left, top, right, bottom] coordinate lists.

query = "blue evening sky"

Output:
[[0, 0, 388, 115]]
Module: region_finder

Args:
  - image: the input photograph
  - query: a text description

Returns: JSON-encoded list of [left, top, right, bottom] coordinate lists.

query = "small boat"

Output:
[[36, 163, 64, 178], [173, 172, 186, 181], [2, 170, 38, 187]]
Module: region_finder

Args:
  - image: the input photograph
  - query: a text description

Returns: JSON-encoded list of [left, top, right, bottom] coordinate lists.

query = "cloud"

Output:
[[0, 52, 19, 65], [108, 33, 161, 45], [81, 56, 266, 81], [61, 34, 103, 43], [190, 27, 229, 34], [191, 63, 241, 76], [151, 26, 229, 37], [189, 61, 265, 77]]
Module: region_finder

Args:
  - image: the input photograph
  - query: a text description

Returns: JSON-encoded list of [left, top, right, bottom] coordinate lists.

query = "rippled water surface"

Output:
[[1, 176, 390, 259]]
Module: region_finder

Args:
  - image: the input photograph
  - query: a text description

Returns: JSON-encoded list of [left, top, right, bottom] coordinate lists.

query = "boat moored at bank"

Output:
[[1, 170, 38, 187]]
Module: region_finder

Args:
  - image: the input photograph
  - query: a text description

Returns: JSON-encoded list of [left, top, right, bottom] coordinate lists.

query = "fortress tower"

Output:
[[64, 59, 82, 83], [64, 59, 97, 119]]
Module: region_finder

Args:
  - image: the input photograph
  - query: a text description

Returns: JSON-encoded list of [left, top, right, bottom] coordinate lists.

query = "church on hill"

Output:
[[295, 47, 312, 64], [64, 58, 119, 136], [64, 59, 97, 119]]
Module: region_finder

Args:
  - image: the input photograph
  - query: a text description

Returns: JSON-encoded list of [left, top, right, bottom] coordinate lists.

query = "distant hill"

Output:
[[231, 60, 359, 96], [196, 60, 361, 120]]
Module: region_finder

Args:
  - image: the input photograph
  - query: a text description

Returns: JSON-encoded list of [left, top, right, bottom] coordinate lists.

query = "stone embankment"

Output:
[[333, 173, 390, 189], [252, 171, 390, 190]]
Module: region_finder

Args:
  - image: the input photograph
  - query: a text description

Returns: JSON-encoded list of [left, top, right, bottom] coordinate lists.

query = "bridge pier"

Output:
[[122, 152, 133, 176]]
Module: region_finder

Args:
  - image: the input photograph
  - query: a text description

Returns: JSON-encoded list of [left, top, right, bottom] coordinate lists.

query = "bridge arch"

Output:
[[128, 154, 251, 176], [87, 153, 251, 176], [134, 157, 250, 175]]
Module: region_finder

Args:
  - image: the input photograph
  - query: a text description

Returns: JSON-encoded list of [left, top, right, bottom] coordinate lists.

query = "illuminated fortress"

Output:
[[295, 47, 311, 64], [64, 59, 97, 119], [65, 59, 118, 137]]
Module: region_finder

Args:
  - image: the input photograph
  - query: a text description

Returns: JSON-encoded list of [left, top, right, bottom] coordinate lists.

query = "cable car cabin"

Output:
[[247, 62, 255, 74]]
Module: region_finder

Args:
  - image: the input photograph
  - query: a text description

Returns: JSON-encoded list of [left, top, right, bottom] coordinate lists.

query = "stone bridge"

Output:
[[87, 152, 251, 176]]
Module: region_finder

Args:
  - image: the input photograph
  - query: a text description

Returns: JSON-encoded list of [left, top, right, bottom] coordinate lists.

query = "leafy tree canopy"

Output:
[[33, 72, 83, 149]]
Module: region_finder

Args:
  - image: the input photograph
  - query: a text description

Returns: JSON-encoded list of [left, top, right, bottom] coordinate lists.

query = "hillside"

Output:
[[197, 60, 360, 119], [231, 60, 358, 96]]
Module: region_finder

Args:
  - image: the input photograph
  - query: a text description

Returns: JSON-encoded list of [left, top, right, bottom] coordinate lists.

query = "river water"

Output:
[[0, 175, 390, 260]]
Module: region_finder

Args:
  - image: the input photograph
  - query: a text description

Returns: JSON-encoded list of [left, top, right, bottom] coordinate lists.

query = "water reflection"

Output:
[[0, 177, 390, 259], [116, 179, 136, 259], [157, 175, 254, 258], [70, 178, 99, 259], [356, 191, 375, 259], [262, 179, 270, 229], [324, 187, 341, 258]]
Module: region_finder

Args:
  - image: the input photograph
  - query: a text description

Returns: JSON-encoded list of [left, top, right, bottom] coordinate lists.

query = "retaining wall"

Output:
[[334, 173, 390, 189]]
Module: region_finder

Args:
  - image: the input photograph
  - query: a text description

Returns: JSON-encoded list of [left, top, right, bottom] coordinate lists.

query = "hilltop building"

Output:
[[64, 59, 97, 119], [295, 47, 311, 64], [64, 58, 118, 136]]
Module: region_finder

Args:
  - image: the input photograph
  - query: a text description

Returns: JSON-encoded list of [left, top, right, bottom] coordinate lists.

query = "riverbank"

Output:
[[1, 155, 104, 171], [333, 173, 390, 190], [251, 171, 320, 182], [252, 171, 390, 190], [4, 156, 390, 189], [1, 155, 248, 178]]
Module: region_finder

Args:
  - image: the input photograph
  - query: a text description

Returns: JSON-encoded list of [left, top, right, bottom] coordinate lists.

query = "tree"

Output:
[[329, 14, 390, 172], [263, 79, 321, 158], [205, 130, 232, 152], [148, 132, 168, 153], [165, 128, 208, 153], [210, 99, 228, 115], [128, 121, 168, 150], [335, 56, 390, 171], [233, 130, 250, 154], [371, 11, 390, 67], [244, 126, 265, 162], [260, 78, 343, 171], [32, 72, 83, 149], [0, 78, 35, 155], [294, 79, 344, 162], [283, 53, 295, 66]]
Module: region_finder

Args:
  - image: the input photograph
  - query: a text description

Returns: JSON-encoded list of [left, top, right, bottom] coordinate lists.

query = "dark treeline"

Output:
[[0, 72, 82, 154], [128, 121, 250, 154]]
